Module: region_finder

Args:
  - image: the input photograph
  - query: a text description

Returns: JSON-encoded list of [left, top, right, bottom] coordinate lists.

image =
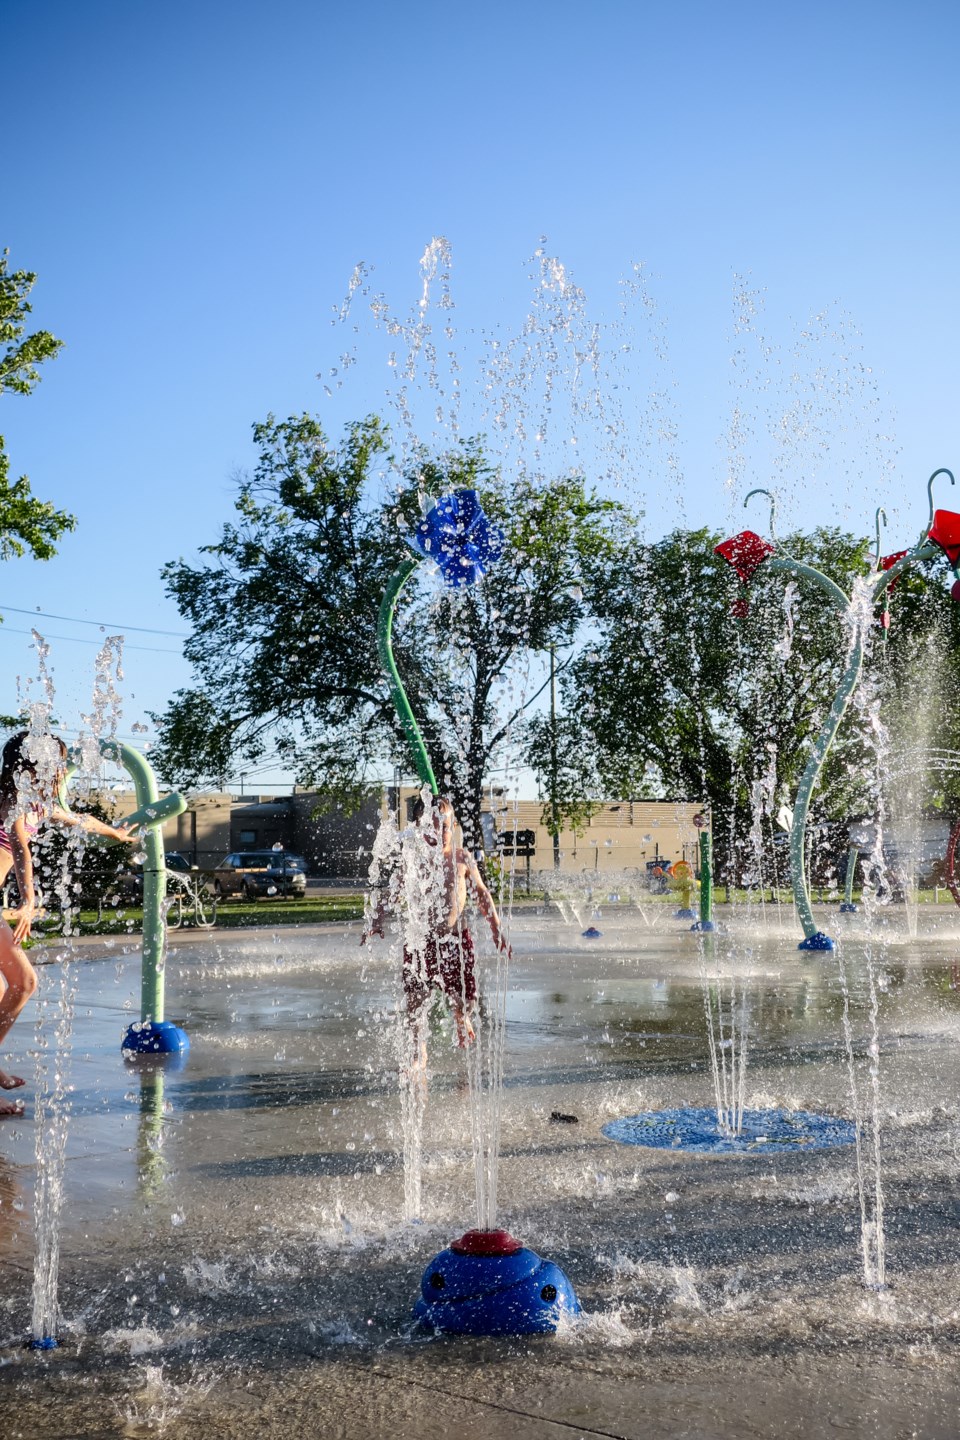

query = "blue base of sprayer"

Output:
[[839, 902, 858, 914], [603, 1107, 857, 1155], [415, 1230, 580, 1336], [122, 1020, 190, 1057], [581, 926, 602, 939], [29, 1335, 57, 1350], [798, 931, 835, 952], [690, 919, 717, 932], [673, 908, 697, 920]]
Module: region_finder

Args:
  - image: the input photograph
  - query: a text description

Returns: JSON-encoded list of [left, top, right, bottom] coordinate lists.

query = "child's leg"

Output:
[[0, 921, 36, 1109], [438, 929, 477, 1046], [452, 1002, 475, 1047]]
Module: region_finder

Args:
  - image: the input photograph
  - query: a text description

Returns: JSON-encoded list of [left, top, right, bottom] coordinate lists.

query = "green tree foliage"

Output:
[[524, 710, 603, 846], [0, 250, 76, 561], [7, 798, 133, 914], [152, 414, 631, 848], [564, 524, 958, 881], [873, 551, 960, 820]]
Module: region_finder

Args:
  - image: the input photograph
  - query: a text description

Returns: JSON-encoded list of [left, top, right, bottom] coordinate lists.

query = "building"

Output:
[[388, 789, 702, 878], [90, 785, 702, 882]]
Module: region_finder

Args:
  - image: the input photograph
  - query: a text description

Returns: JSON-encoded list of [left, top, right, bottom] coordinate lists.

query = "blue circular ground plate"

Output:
[[602, 1107, 857, 1154]]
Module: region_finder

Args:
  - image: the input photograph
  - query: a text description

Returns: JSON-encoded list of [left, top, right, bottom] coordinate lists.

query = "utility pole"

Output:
[[550, 644, 560, 871]]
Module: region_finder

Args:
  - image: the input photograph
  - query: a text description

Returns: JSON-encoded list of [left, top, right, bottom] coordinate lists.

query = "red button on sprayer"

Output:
[[451, 1229, 523, 1257]]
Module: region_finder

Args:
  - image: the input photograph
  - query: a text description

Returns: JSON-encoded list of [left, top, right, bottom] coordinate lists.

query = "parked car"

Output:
[[212, 850, 308, 901], [117, 851, 200, 901]]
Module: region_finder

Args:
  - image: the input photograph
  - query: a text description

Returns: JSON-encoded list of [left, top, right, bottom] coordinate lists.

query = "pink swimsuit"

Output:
[[0, 807, 42, 854]]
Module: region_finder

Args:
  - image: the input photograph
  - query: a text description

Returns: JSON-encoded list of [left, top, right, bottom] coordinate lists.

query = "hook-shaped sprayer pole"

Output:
[[874, 507, 887, 569], [926, 468, 955, 534], [744, 487, 777, 541]]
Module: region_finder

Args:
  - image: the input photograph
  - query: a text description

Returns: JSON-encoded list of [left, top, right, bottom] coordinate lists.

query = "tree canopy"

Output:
[[0, 250, 76, 562], [153, 407, 960, 877], [566, 523, 960, 879], [151, 413, 631, 848]]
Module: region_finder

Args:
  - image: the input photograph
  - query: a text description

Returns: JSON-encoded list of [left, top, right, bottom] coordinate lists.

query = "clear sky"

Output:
[[3, 0, 959, 786]]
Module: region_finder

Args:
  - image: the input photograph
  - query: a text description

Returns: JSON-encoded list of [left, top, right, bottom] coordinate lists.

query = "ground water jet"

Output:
[[28, 721, 185, 1348], [29, 943, 77, 1349], [375, 488, 580, 1334]]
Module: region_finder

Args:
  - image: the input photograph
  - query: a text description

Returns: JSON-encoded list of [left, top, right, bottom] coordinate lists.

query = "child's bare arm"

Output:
[[362, 890, 389, 943], [362, 831, 404, 944], [49, 806, 141, 844], [463, 851, 510, 952]]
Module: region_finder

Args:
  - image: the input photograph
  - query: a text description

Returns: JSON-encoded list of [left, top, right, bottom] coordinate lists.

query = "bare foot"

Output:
[[0, 1096, 24, 1117], [455, 1011, 476, 1048], [0, 1069, 25, 1090]]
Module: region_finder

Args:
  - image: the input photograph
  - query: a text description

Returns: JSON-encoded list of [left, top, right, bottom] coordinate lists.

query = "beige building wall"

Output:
[[88, 789, 234, 869], [90, 786, 700, 880], [165, 792, 233, 867], [387, 788, 701, 876]]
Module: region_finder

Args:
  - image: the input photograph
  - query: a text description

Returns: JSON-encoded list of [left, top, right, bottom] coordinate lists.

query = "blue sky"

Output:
[[3, 0, 959, 785]]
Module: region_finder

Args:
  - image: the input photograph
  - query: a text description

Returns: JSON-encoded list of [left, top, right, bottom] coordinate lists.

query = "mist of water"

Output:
[[27, 632, 129, 1344]]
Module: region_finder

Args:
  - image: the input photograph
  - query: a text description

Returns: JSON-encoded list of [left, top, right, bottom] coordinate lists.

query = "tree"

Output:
[[524, 710, 604, 859], [151, 414, 633, 850], [32, 796, 133, 914], [871, 551, 960, 828], [0, 250, 76, 561], [563, 524, 958, 882]]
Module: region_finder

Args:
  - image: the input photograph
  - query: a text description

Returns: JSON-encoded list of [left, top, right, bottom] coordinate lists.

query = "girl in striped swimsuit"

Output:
[[0, 731, 141, 1115]]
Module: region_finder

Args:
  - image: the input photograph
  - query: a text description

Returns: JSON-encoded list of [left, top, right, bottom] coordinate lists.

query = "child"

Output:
[[0, 731, 141, 1115], [364, 794, 510, 1048]]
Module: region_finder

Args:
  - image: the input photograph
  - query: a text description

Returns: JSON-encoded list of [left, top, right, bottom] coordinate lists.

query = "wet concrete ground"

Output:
[[3, 904, 960, 1437]]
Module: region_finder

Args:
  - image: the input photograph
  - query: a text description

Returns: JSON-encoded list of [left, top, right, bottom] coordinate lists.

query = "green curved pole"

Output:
[[63, 740, 186, 1024], [377, 558, 439, 795], [699, 830, 713, 928], [766, 544, 936, 944]]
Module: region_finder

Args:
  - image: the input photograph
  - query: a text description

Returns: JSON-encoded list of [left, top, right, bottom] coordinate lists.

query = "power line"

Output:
[[56, 724, 154, 742], [0, 626, 183, 656], [0, 604, 189, 638]]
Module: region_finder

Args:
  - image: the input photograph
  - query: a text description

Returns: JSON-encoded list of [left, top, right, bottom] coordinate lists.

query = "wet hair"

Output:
[[410, 794, 453, 824], [0, 730, 67, 818]]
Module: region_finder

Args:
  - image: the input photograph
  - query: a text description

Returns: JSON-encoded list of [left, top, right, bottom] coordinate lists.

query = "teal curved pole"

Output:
[[63, 740, 188, 1053], [926, 468, 955, 534], [377, 558, 439, 795], [874, 507, 887, 567], [767, 558, 866, 948], [765, 543, 936, 949], [744, 487, 777, 540]]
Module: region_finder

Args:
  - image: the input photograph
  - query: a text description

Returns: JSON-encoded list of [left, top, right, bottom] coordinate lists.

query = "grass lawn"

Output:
[[52, 893, 365, 938], [36, 885, 957, 941]]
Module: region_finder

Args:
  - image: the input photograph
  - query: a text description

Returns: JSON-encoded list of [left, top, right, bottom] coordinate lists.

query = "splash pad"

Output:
[[6, 246, 960, 1433]]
